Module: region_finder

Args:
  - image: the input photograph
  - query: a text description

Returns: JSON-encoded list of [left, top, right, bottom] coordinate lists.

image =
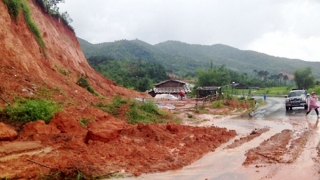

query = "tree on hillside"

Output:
[[258, 70, 269, 80], [35, 0, 72, 25], [268, 74, 278, 86], [278, 73, 284, 84], [87, 56, 168, 92], [264, 70, 269, 81], [196, 65, 231, 87], [253, 69, 258, 76], [293, 67, 315, 89]]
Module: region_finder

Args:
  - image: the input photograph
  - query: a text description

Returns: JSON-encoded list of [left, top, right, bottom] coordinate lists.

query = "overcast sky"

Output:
[[58, 0, 320, 62]]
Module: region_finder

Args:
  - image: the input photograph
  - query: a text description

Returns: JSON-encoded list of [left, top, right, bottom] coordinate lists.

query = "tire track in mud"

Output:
[[224, 127, 270, 149], [315, 141, 320, 165], [243, 129, 311, 165]]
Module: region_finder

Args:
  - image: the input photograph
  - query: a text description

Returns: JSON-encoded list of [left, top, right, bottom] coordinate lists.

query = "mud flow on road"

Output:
[[1, 97, 320, 179], [118, 97, 320, 180]]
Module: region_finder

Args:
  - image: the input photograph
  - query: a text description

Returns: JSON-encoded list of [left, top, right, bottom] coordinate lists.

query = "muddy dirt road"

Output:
[[120, 97, 320, 180]]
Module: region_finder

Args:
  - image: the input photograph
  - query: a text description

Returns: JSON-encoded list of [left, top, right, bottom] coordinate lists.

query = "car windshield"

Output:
[[288, 91, 304, 97]]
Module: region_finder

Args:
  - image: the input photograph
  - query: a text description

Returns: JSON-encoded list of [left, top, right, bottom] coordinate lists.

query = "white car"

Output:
[[285, 89, 309, 111]]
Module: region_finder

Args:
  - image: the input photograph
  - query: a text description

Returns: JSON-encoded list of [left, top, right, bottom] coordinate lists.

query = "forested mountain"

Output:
[[78, 38, 320, 79], [78, 38, 199, 77], [87, 56, 169, 91]]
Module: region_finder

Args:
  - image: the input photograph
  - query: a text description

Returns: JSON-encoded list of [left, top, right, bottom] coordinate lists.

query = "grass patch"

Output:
[[36, 87, 54, 99], [78, 118, 91, 128], [211, 100, 225, 108], [96, 96, 173, 124], [194, 105, 209, 114], [126, 100, 166, 124], [1, 98, 60, 123], [55, 65, 70, 76], [96, 95, 127, 118], [35, 86, 66, 99], [39, 168, 94, 180]]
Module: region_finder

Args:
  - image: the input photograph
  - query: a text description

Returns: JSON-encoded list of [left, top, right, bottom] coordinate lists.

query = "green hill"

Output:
[[79, 38, 320, 79]]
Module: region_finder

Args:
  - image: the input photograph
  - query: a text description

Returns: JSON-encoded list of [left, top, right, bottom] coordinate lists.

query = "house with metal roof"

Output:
[[147, 79, 191, 97]]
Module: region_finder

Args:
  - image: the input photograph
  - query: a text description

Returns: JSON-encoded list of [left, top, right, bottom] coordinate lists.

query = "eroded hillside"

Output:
[[0, 0, 148, 103], [0, 0, 237, 178]]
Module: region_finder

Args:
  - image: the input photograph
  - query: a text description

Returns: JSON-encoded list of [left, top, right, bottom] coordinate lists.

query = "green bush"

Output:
[[57, 68, 69, 76], [211, 100, 225, 108], [76, 76, 90, 88], [76, 75, 98, 95], [78, 118, 90, 127], [140, 100, 163, 115], [3, 98, 60, 123]]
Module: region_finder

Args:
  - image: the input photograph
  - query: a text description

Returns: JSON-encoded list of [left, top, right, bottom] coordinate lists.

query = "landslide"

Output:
[[0, 0, 237, 179]]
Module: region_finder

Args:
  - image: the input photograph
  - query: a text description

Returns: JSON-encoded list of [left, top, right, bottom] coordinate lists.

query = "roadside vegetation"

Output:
[[96, 95, 181, 124], [226, 85, 320, 97], [194, 65, 318, 99]]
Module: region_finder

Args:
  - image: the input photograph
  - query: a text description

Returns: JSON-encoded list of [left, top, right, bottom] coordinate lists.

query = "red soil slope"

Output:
[[0, 0, 236, 178]]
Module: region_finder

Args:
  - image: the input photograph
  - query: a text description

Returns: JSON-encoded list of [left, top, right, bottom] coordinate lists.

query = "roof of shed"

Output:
[[155, 79, 187, 86]]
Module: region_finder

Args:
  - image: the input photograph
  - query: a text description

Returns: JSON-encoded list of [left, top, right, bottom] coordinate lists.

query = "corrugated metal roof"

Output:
[[155, 79, 187, 86]]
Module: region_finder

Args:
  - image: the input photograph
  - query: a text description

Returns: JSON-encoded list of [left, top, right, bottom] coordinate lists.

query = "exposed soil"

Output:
[[0, 104, 237, 179]]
